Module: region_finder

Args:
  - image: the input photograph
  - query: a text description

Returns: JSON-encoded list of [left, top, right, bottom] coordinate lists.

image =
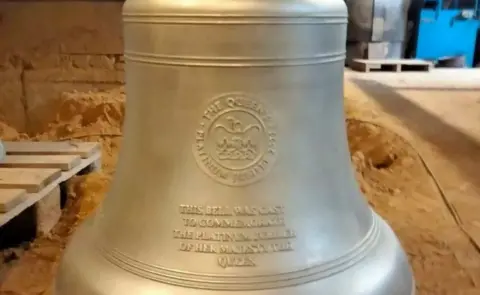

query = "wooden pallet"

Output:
[[0, 141, 101, 245], [350, 59, 433, 73]]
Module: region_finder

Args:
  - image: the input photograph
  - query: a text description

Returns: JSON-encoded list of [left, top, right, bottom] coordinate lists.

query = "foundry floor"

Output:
[[0, 69, 479, 295], [345, 69, 480, 294]]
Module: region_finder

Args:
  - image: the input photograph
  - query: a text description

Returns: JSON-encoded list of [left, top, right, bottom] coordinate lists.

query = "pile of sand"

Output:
[[37, 87, 125, 140], [346, 119, 478, 295], [0, 89, 478, 295], [34, 87, 126, 174]]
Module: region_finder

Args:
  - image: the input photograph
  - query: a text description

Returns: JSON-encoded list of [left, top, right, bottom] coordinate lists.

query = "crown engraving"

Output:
[[194, 93, 277, 186], [214, 116, 261, 161]]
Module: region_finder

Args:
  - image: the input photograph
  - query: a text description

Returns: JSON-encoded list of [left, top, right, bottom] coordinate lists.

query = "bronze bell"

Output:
[[55, 0, 415, 294]]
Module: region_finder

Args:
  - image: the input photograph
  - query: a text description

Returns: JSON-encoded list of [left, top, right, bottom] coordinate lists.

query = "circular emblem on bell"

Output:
[[193, 93, 277, 186]]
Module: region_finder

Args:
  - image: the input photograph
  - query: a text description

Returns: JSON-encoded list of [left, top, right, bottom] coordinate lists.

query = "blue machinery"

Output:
[[412, 0, 480, 67]]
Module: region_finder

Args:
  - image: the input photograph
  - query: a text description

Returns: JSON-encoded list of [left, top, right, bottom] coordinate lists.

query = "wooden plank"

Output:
[[0, 151, 101, 227], [4, 141, 101, 158], [350, 59, 433, 73], [0, 189, 26, 213], [353, 58, 432, 66], [0, 155, 82, 171], [36, 185, 61, 235], [0, 168, 61, 193], [349, 60, 369, 72]]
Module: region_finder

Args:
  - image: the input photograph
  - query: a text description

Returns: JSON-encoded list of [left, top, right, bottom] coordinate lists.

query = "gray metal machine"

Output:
[[345, 0, 412, 61]]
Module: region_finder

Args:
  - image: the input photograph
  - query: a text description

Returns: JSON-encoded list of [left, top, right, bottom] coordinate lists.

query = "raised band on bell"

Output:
[[55, 0, 415, 294]]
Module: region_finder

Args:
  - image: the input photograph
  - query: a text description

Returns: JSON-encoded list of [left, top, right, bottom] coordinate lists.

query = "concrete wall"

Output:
[[0, 1, 125, 134]]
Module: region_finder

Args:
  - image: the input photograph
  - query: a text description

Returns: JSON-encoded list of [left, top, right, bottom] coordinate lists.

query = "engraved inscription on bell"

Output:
[[174, 204, 296, 269], [193, 93, 277, 186]]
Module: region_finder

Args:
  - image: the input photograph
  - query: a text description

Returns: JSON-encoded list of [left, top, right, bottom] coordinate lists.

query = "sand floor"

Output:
[[0, 77, 479, 295]]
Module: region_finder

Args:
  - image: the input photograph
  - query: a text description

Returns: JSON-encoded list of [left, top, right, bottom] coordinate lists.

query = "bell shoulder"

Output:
[[122, 0, 348, 18]]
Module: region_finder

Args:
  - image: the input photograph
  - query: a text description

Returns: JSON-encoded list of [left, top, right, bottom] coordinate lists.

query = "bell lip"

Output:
[[95, 212, 379, 291], [56, 212, 414, 294]]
